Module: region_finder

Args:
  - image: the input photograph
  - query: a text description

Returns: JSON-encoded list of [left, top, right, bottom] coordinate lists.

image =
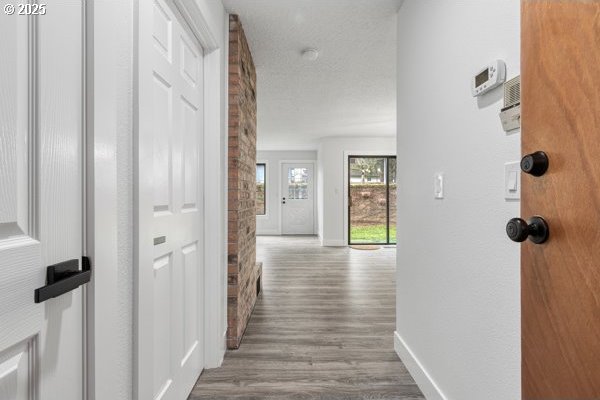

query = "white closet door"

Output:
[[137, 0, 205, 398]]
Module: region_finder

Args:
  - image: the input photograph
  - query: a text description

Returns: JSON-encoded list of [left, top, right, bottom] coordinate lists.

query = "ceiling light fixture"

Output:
[[301, 48, 319, 62]]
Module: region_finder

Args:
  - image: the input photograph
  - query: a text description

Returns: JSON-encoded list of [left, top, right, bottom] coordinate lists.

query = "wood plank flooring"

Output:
[[190, 236, 423, 400]]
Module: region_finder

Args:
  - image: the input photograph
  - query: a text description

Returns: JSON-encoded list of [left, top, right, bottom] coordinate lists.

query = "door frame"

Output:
[[278, 160, 318, 235], [134, 1, 223, 398], [343, 150, 396, 246]]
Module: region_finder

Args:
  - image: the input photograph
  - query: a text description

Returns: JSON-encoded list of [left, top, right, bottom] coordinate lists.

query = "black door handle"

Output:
[[506, 216, 549, 244], [34, 257, 92, 303]]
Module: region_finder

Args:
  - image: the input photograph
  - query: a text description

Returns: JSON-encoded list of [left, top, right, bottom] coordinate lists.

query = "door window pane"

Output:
[[256, 164, 266, 215], [288, 168, 308, 200], [349, 157, 387, 243]]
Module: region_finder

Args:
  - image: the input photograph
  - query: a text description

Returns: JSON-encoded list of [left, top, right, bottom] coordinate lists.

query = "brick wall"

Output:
[[227, 14, 261, 350]]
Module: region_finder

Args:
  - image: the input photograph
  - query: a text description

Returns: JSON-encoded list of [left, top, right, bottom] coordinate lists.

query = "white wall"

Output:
[[318, 136, 396, 246], [256, 150, 318, 235], [394, 1, 520, 399], [194, 0, 230, 370], [86, 2, 134, 399]]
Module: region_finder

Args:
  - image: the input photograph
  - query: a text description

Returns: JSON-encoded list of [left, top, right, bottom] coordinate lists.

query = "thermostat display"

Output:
[[471, 60, 506, 97]]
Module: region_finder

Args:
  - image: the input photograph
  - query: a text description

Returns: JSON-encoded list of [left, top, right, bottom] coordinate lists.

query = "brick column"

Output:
[[227, 14, 261, 350]]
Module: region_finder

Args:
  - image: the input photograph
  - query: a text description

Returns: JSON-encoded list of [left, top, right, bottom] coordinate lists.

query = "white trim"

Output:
[[394, 331, 447, 400], [202, 34, 226, 369], [257, 143, 319, 152], [171, 0, 219, 52], [85, 2, 121, 399], [256, 229, 280, 236], [278, 160, 318, 235], [321, 239, 345, 247], [81, 1, 88, 398], [342, 150, 395, 246]]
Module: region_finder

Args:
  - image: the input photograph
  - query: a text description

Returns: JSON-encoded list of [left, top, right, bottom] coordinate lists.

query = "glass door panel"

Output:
[[348, 156, 396, 245], [388, 158, 397, 244]]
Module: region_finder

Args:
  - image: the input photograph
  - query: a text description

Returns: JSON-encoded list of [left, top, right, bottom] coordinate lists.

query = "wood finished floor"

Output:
[[190, 236, 424, 400]]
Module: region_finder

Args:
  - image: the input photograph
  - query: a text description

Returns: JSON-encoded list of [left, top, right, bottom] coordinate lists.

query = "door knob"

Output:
[[506, 216, 549, 244], [521, 151, 549, 176]]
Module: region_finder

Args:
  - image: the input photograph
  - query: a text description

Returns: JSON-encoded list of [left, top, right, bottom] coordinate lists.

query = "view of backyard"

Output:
[[349, 156, 396, 244], [256, 183, 265, 215], [350, 224, 397, 243], [256, 164, 266, 215]]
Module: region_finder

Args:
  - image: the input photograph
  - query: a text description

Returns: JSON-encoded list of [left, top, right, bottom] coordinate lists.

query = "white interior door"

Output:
[[137, 0, 205, 398], [0, 3, 85, 400], [281, 163, 315, 235]]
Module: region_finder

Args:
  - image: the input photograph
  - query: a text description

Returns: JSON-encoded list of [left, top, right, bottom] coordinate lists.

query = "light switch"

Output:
[[505, 162, 520, 200], [434, 173, 444, 199], [508, 171, 518, 192]]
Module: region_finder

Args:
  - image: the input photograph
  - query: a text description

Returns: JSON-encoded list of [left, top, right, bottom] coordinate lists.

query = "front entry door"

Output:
[[0, 3, 85, 399], [521, 1, 600, 398], [281, 163, 314, 235], [137, 0, 205, 398]]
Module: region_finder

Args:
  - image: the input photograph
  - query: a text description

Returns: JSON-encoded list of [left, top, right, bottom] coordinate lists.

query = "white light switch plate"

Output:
[[504, 161, 520, 200], [434, 173, 444, 199]]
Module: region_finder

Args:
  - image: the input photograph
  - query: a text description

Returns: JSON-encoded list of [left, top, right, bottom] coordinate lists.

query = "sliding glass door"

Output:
[[348, 156, 397, 245]]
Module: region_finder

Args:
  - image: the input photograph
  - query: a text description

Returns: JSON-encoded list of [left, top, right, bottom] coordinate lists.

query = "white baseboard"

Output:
[[321, 239, 346, 247], [257, 228, 281, 235], [394, 331, 446, 400]]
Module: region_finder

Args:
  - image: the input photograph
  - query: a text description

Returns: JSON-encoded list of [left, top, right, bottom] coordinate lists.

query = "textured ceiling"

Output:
[[222, 0, 402, 150]]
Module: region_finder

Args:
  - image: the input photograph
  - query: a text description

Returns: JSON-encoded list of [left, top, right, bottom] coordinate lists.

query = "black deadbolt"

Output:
[[506, 216, 549, 244], [521, 151, 549, 176]]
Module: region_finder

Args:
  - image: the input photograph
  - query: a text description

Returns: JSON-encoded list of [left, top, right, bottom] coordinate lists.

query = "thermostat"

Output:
[[471, 60, 506, 97]]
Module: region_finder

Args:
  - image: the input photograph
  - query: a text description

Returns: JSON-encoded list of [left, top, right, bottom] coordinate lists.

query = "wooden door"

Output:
[[136, 0, 205, 398], [0, 3, 85, 399], [281, 163, 314, 235], [521, 1, 600, 398]]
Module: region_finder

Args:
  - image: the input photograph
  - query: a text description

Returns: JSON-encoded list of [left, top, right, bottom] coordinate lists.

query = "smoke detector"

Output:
[[301, 48, 319, 62]]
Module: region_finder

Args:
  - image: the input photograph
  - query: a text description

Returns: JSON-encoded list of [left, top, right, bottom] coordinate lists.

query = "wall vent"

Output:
[[504, 75, 520, 108]]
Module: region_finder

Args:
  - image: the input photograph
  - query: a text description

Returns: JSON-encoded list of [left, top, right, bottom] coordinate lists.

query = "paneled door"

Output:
[[520, 1, 600, 398], [0, 3, 85, 399], [281, 163, 315, 235], [136, 0, 205, 399]]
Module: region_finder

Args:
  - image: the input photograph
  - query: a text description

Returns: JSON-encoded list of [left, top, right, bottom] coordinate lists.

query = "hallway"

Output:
[[190, 236, 423, 399]]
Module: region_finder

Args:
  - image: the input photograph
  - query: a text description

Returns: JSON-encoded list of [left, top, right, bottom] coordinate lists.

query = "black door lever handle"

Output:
[[34, 257, 92, 303]]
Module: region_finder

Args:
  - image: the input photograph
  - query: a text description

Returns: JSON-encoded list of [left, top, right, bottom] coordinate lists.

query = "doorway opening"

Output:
[[348, 156, 397, 245]]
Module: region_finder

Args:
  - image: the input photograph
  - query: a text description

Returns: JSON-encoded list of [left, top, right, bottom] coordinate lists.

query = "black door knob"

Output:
[[506, 216, 549, 244], [521, 151, 549, 176]]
